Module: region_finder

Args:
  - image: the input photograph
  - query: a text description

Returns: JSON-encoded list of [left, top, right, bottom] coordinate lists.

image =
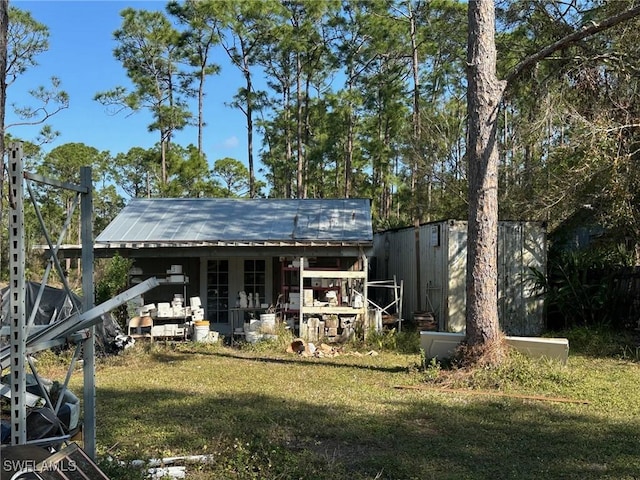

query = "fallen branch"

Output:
[[393, 385, 589, 405]]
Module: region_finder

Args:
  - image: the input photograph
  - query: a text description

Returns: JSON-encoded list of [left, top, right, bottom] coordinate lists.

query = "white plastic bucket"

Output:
[[260, 313, 276, 324], [193, 321, 210, 341], [259, 314, 275, 334], [245, 331, 263, 344], [245, 319, 261, 332]]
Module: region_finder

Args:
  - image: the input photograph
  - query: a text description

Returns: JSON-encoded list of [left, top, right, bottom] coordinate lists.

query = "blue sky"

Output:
[[8, 0, 251, 170]]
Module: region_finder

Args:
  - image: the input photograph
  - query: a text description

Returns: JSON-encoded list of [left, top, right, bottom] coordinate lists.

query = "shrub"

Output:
[[358, 328, 420, 354], [95, 253, 133, 329], [531, 245, 635, 330]]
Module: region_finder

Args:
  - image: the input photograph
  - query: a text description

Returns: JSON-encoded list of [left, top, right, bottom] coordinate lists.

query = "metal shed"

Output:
[[372, 220, 546, 335]]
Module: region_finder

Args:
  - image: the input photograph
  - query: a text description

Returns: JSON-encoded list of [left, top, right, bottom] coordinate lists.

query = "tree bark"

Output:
[[295, 48, 304, 199], [344, 72, 354, 198], [465, 0, 505, 348], [408, 0, 421, 223]]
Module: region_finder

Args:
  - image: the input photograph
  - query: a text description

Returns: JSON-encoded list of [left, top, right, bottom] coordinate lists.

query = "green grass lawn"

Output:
[[41, 332, 640, 480]]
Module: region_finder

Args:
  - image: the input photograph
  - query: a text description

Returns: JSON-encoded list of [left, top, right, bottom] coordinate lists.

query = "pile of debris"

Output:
[[286, 338, 378, 358], [286, 338, 341, 357]]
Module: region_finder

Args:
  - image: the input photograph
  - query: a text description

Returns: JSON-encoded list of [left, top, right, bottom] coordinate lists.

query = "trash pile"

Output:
[[0, 282, 126, 355], [285, 338, 378, 358], [1, 374, 80, 444]]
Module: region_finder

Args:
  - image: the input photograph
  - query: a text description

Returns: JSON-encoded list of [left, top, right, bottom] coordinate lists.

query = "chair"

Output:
[[127, 316, 154, 341]]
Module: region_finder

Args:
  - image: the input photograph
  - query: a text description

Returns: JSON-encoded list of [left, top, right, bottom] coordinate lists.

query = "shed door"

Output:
[[204, 258, 271, 335], [206, 259, 229, 324]]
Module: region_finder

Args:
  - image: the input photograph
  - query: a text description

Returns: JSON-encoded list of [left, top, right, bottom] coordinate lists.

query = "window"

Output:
[[207, 260, 229, 323], [244, 259, 266, 306]]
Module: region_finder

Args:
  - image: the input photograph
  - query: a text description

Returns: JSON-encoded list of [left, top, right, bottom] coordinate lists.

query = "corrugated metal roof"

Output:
[[96, 198, 373, 247]]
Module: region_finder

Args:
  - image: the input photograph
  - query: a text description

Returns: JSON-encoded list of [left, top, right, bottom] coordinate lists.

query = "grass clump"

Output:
[[423, 347, 575, 396], [558, 325, 640, 360], [96, 459, 147, 480], [356, 328, 421, 354]]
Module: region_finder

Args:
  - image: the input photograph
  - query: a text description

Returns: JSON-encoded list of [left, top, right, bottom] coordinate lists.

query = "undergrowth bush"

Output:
[[531, 244, 635, 330], [557, 325, 640, 360], [95, 254, 133, 329], [357, 328, 420, 354], [238, 322, 295, 353], [424, 348, 574, 394]]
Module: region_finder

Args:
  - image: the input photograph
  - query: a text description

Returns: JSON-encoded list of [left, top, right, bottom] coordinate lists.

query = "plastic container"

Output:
[[245, 319, 262, 332], [245, 331, 263, 344], [193, 320, 210, 341], [259, 313, 276, 333]]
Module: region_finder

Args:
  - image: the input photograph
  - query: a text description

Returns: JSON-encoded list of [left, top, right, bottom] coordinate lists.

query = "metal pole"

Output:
[[80, 166, 96, 459], [8, 142, 27, 445], [361, 248, 369, 330]]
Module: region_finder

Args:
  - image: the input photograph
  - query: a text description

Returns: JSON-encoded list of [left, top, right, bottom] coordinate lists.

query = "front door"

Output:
[[205, 259, 229, 330], [202, 258, 272, 336]]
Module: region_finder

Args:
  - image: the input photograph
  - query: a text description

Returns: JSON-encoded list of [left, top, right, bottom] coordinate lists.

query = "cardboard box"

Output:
[[303, 289, 314, 306], [156, 302, 172, 318], [324, 316, 338, 328]]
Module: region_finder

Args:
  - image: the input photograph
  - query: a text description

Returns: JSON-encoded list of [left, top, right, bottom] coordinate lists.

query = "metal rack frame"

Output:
[[3, 142, 158, 458]]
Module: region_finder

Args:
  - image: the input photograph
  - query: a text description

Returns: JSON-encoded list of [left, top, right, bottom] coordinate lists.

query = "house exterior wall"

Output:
[[372, 220, 546, 335]]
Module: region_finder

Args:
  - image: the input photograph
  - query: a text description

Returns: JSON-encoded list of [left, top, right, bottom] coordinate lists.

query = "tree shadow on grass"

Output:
[[95, 383, 640, 480], [124, 346, 411, 374], [193, 348, 411, 374]]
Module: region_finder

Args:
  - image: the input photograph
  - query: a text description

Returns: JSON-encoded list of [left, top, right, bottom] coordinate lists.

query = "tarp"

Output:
[[0, 282, 124, 354]]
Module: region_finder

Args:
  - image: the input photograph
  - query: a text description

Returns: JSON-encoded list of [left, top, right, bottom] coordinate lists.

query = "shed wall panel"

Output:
[[446, 221, 468, 332], [374, 228, 413, 326], [423, 223, 447, 329], [372, 220, 546, 336]]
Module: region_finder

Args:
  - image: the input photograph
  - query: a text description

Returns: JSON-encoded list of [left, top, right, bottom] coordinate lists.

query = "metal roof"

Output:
[[96, 198, 373, 248]]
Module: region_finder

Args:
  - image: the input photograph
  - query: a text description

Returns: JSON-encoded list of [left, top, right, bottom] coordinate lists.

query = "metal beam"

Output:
[[6, 143, 160, 452], [24, 170, 88, 193], [0, 277, 159, 370], [8, 142, 27, 445], [81, 166, 97, 459]]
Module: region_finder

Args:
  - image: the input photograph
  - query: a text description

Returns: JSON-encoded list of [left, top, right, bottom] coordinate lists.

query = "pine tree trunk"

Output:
[[465, 0, 506, 349]]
